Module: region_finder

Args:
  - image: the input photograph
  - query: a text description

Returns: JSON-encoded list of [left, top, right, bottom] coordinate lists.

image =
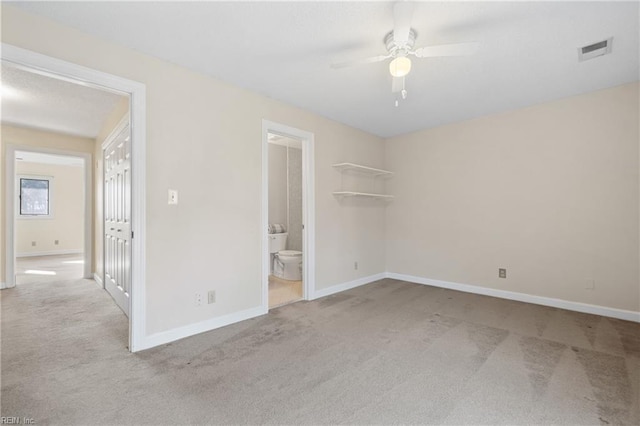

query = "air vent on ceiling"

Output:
[[578, 37, 613, 62]]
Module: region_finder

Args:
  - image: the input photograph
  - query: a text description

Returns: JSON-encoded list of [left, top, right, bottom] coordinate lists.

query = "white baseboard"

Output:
[[135, 273, 386, 351], [17, 249, 83, 258], [93, 273, 104, 288], [0, 282, 6, 290], [312, 272, 387, 300], [386, 272, 640, 323], [129, 270, 639, 352], [138, 305, 268, 351]]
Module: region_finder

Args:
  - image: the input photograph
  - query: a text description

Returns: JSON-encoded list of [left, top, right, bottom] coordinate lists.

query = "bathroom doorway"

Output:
[[262, 120, 315, 310], [267, 133, 302, 307]]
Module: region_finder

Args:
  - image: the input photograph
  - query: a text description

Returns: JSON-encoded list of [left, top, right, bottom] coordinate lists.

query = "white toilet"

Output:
[[269, 232, 303, 281]]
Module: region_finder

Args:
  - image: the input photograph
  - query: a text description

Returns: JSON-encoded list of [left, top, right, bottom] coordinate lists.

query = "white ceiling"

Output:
[[10, 1, 640, 138], [1, 63, 126, 138]]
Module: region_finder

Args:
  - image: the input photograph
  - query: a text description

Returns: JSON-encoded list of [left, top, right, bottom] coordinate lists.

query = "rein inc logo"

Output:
[[1, 418, 34, 425]]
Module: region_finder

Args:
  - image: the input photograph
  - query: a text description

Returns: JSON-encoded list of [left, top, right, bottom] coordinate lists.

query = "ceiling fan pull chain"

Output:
[[402, 77, 407, 100]]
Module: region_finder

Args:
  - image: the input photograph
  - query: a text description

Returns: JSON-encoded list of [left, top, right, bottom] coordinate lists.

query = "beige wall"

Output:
[[287, 147, 303, 252], [385, 82, 640, 312], [0, 125, 94, 282], [15, 161, 84, 255], [1, 6, 387, 335], [93, 97, 129, 280]]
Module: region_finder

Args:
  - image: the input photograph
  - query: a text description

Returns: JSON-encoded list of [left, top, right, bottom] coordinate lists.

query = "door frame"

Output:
[[261, 120, 315, 310], [5, 145, 92, 278], [2, 44, 147, 352]]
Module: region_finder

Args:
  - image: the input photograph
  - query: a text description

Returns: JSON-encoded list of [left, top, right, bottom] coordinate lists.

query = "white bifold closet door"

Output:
[[103, 124, 131, 316]]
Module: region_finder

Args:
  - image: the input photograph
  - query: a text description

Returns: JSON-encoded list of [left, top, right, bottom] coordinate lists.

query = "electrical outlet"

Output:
[[54, 240, 59, 245], [499, 268, 507, 278], [195, 293, 202, 306], [354, 261, 358, 270], [31, 241, 36, 247], [208, 290, 216, 304]]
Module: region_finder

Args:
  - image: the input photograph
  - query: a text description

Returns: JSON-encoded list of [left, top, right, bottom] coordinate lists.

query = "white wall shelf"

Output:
[[332, 162, 393, 177], [332, 162, 393, 201], [332, 191, 394, 200]]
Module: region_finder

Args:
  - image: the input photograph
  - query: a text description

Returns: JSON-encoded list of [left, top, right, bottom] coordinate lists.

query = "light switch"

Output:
[[168, 189, 178, 205]]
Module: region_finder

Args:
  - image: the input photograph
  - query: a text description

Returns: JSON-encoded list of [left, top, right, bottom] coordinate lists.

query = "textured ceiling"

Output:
[[8, 1, 640, 138], [1, 63, 126, 138]]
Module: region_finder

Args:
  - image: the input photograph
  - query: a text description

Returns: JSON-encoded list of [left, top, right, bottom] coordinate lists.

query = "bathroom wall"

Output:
[[268, 144, 287, 227], [268, 142, 302, 252], [287, 147, 302, 252]]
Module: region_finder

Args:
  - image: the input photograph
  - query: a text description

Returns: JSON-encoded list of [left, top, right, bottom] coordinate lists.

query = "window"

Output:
[[19, 177, 52, 217]]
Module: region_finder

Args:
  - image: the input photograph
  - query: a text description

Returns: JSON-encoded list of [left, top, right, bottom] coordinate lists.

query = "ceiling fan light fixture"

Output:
[[389, 56, 411, 77]]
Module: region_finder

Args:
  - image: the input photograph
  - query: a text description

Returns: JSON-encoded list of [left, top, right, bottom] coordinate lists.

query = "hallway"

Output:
[[15, 253, 84, 285]]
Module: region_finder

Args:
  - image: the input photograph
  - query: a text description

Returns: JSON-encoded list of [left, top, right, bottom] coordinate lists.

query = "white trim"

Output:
[[4, 145, 17, 290], [261, 120, 315, 310], [93, 273, 104, 288], [312, 273, 387, 300], [5, 145, 92, 287], [17, 249, 83, 258], [0, 282, 6, 290], [83, 148, 93, 280], [261, 125, 269, 312], [101, 115, 130, 150], [2, 44, 147, 353], [387, 272, 640, 323], [139, 306, 267, 351], [303, 129, 316, 301]]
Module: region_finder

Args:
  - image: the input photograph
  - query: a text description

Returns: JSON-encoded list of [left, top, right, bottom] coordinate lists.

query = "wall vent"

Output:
[[578, 37, 613, 62]]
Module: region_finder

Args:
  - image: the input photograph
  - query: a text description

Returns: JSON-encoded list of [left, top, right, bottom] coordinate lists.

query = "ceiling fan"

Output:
[[331, 1, 479, 106]]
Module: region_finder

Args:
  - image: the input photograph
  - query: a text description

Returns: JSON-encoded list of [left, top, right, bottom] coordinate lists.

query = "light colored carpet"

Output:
[[15, 253, 84, 285], [1, 277, 639, 425]]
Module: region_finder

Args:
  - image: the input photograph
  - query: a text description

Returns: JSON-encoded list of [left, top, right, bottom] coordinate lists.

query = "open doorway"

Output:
[[262, 120, 315, 311], [14, 151, 87, 285], [2, 44, 147, 351], [267, 133, 303, 307]]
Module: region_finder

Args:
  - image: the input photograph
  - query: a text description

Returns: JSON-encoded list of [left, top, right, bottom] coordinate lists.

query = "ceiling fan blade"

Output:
[[393, 1, 414, 45], [391, 76, 404, 93], [413, 42, 479, 58], [330, 54, 390, 69]]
